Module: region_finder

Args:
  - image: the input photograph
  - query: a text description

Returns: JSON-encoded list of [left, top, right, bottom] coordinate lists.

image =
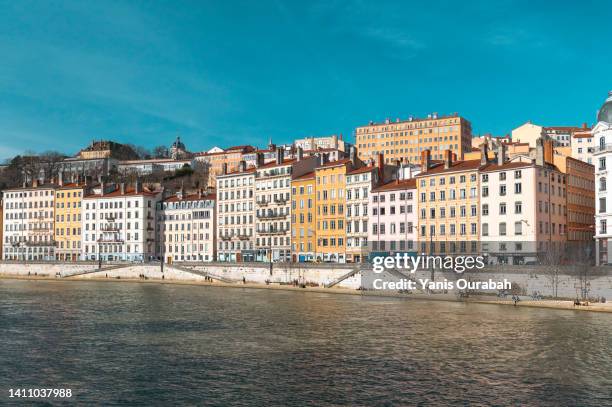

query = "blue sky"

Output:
[[1, 0, 611, 159]]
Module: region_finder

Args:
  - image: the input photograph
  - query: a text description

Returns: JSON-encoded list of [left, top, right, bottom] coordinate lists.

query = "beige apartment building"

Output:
[[415, 150, 481, 253], [355, 114, 472, 165]]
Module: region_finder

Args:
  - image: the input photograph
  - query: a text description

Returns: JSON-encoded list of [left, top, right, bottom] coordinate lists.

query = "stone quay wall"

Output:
[[1, 261, 612, 299]]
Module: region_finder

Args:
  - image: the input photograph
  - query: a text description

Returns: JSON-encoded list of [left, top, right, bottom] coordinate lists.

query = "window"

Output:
[[515, 201, 522, 214], [500, 185, 506, 196], [500, 222, 507, 236], [514, 170, 522, 179], [482, 204, 489, 216], [499, 203, 507, 215], [482, 223, 489, 236], [514, 221, 522, 235], [600, 177, 607, 191], [482, 186, 489, 197], [514, 183, 522, 194]]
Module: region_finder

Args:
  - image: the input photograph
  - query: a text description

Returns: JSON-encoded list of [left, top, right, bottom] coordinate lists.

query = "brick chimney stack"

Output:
[[420, 150, 431, 173], [444, 149, 452, 169]]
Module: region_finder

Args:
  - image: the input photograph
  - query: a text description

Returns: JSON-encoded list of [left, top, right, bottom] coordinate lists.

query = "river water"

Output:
[[1, 279, 612, 406]]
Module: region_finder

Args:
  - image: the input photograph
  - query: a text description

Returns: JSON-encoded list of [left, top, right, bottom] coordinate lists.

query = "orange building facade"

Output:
[[355, 114, 472, 165]]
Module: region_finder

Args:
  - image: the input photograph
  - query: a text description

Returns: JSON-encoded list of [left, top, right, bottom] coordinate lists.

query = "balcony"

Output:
[[24, 240, 56, 247], [220, 234, 233, 241], [274, 197, 288, 205], [237, 233, 251, 240], [97, 238, 125, 244], [257, 212, 287, 220], [595, 143, 612, 154], [256, 199, 269, 206], [101, 224, 121, 232], [258, 228, 288, 235]]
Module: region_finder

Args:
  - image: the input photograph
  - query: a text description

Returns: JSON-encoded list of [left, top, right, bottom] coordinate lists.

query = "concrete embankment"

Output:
[[2, 262, 612, 314]]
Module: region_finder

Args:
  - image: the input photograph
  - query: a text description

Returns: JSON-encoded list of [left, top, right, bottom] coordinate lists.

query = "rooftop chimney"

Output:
[[296, 147, 303, 162], [318, 153, 327, 166], [480, 143, 489, 166], [544, 139, 554, 164], [420, 150, 431, 173], [276, 147, 284, 165], [444, 149, 452, 169], [497, 144, 506, 166], [135, 180, 141, 194], [451, 152, 457, 162], [120, 183, 125, 195], [33, 179, 39, 188], [100, 181, 105, 196], [377, 153, 384, 179], [239, 160, 247, 172], [222, 162, 228, 175], [536, 138, 545, 167], [349, 146, 356, 166], [58, 171, 64, 187], [255, 152, 264, 168]]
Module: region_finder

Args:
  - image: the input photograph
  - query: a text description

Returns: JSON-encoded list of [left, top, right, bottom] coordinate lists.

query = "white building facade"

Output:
[[82, 183, 161, 261], [2, 182, 57, 261], [156, 190, 216, 263], [216, 163, 256, 262], [594, 92, 612, 264], [368, 178, 418, 256], [572, 128, 594, 164]]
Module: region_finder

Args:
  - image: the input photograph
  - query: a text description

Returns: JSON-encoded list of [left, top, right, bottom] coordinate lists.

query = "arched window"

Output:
[[601, 177, 607, 191]]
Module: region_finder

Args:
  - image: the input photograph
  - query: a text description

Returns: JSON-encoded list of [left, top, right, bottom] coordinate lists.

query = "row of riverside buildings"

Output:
[[5, 90, 612, 264], [0, 140, 595, 265]]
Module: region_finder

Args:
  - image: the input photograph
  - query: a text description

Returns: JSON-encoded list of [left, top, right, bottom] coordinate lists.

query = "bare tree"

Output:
[[152, 145, 169, 159], [537, 242, 566, 298]]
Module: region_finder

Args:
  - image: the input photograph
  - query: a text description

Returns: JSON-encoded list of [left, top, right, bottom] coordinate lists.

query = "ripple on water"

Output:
[[1, 280, 612, 406]]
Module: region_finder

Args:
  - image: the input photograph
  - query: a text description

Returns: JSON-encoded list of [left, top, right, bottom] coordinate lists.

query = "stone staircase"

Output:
[[325, 268, 361, 288], [62, 264, 133, 278], [168, 264, 237, 284]]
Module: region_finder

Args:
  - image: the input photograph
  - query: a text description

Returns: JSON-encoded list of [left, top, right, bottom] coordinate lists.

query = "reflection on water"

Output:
[[1, 280, 612, 405]]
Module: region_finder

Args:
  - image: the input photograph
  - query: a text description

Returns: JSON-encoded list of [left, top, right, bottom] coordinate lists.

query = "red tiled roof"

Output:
[[57, 182, 89, 190], [347, 165, 376, 175], [257, 158, 296, 169], [417, 159, 482, 176], [480, 161, 534, 172], [372, 178, 416, 192], [84, 187, 159, 199], [292, 171, 315, 181], [221, 166, 256, 176], [226, 145, 255, 152], [163, 193, 215, 202], [543, 126, 583, 132], [316, 158, 351, 169]]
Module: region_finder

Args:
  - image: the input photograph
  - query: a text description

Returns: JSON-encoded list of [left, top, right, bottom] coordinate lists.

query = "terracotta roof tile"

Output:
[[372, 178, 416, 192]]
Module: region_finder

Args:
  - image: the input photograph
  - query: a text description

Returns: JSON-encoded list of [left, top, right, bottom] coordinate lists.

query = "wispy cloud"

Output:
[[485, 27, 547, 48], [364, 26, 425, 51]]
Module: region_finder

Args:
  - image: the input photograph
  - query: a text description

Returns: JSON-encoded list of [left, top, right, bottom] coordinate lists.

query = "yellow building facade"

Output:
[[315, 159, 351, 263], [55, 183, 85, 261], [416, 151, 481, 253], [291, 172, 316, 262]]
